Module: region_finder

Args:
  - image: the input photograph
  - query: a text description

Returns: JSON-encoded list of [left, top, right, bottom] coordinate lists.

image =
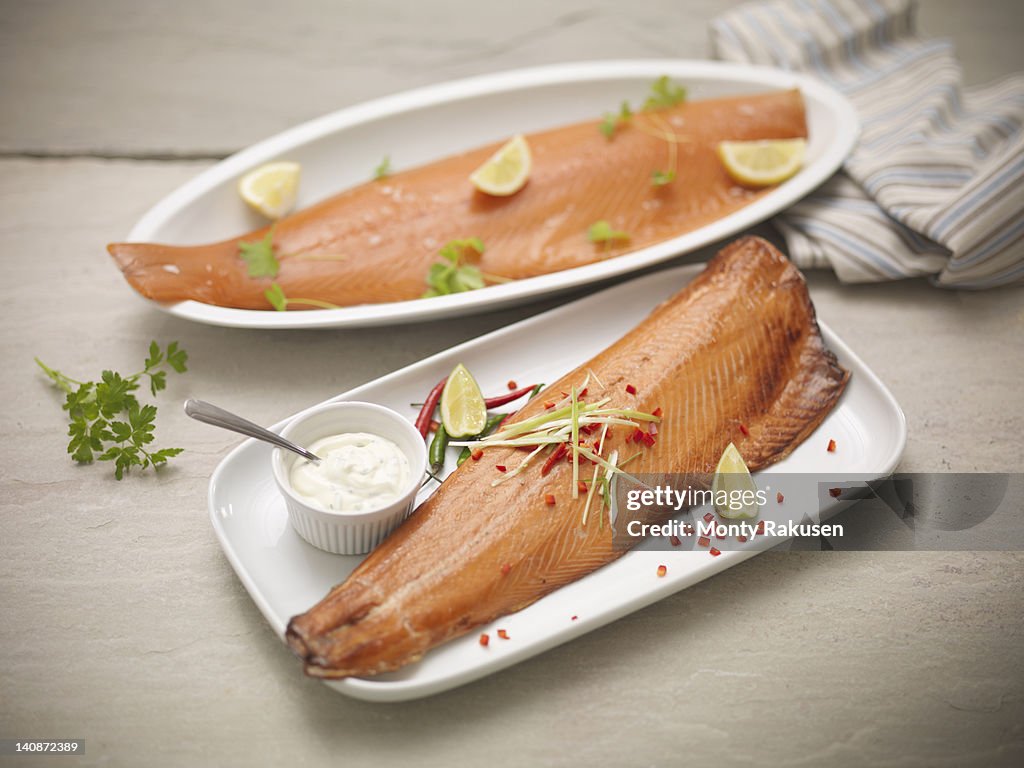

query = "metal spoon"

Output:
[[183, 399, 321, 463]]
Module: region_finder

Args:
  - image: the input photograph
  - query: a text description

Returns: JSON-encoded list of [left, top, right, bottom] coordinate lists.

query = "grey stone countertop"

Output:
[[1, 1, 1021, 766]]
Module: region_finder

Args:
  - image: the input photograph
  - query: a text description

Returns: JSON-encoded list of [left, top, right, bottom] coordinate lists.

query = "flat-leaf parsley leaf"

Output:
[[587, 220, 631, 244], [238, 228, 279, 278], [423, 238, 487, 297]]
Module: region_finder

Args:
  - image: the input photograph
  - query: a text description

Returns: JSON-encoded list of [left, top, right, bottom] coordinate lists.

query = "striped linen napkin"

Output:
[[710, 0, 1024, 287]]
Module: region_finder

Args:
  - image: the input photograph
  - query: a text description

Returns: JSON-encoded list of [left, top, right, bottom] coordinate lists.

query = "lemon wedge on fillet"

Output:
[[238, 161, 301, 219], [712, 442, 761, 519], [717, 138, 806, 188], [470, 134, 532, 196]]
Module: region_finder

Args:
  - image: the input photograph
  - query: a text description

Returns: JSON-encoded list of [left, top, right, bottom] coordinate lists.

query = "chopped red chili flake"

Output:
[[625, 383, 637, 395], [631, 427, 645, 443], [648, 423, 658, 436], [541, 443, 568, 475], [737, 535, 747, 543], [669, 535, 681, 547], [543, 401, 555, 410], [739, 423, 750, 436], [641, 432, 656, 447], [652, 407, 663, 418], [571, 615, 578, 621], [471, 449, 484, 461], [710, 547, 721, 557], [507, 380, 518, 391], [578, 388, 588, 398], [657, 564, 667, 577], [698, 536, 710, 547], [827, 439, 836, 453], [496, 465, 507, 473], [500, 563, 511, 575], [479, 633, 490, 647], [544, 493, 556, 506], [703, 512, 714, 523], [577, 481, 588, 494], [497, 629, 509, 640], [756, 520, 766, 534], [829, 487, 843, 498], [776, 491, 784, 503]]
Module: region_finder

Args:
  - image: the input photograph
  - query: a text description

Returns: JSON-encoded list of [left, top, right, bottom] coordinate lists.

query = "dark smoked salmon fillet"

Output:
[[108, 90, 807, 309], [286, 237, 849, 678]]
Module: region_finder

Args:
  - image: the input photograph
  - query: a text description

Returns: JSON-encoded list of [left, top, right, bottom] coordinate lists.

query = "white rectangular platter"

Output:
[[209, 264, 906, 701], [130, 60, 858, 328]]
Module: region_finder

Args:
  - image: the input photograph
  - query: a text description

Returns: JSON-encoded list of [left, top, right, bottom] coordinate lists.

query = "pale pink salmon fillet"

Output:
[[108, 90, 807, 309]]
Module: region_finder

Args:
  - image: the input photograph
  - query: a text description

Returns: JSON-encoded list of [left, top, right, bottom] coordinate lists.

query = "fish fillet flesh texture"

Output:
[[286, 236, 849, 678], [108, 90, 807, 309]]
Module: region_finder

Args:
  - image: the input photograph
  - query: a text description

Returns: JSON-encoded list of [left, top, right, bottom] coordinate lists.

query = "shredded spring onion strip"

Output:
[[571, 386, 580, 499], [581, 423, 608, 526], [491, 443, 547, 487]]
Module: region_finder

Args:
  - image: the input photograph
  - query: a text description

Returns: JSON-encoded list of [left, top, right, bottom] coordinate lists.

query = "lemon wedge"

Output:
[[717, 138, 806, 188], [440, 364, 488, 438], [469, 134, 532, 196], [712, 442, 761, 519], [238, 161, 301, 219]]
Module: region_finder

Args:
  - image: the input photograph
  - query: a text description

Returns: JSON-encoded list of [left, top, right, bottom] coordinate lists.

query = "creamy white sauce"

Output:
[[288, 432, 411, 513]]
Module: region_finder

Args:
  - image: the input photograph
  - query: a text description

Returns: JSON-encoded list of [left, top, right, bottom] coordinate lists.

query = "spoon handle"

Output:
[[184, 399, 321, 463]]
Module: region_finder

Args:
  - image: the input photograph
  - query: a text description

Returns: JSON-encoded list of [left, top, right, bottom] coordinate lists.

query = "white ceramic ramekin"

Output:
[[271, 401, 427, 555]]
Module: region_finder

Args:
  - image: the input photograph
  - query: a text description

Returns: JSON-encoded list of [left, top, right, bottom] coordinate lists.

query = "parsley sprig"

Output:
[[588, 220, 631, 245], [36, 341, 188, 479], [423, 238, 487, 297], [374, 155, 392, 180], [239, 228, 279, 278]]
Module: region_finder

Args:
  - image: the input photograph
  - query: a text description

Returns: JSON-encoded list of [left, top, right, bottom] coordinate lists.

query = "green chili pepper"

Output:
[[429, 424, 449, 473]]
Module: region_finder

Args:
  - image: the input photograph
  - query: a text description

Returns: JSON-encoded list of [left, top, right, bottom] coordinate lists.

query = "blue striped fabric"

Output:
[[711, 0, 1024, 287]]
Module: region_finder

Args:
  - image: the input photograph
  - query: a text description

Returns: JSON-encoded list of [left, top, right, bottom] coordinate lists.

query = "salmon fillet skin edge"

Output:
[[108, 90, 807, 309], [286, 236, 850, 679]]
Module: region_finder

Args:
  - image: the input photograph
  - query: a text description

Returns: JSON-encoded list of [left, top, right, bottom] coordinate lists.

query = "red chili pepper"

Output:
[[497, 629, 509, 640], [698, 536, 710, 547], [541, 444, 568, 476], [710, 547, 721, 557], [669, 535, 681, 547], [625, 383, 637, 395], [829, 487, 843, 498], [544, 493, 556, 506], [496, 465, 507, 473], [479, 633, 490, 647], [827, 438, 837, 453], [507, 380, 517, 391], [776, 491, 784, 504], [500, 563, 511, 575], [739, 423, 750, 436], [415, 377, 447, 438], [471, 449, 484, 461], [657, 565, 667, 577], [652, 407, 662, 418], [484, 385, 537, 409]]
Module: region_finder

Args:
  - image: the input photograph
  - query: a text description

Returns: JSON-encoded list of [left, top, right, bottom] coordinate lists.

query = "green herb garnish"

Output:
[[423, 238, 486, 297], [374, 155, 392, 180], [651, 169, 677, 186], [587, 220, 631, 244], [263, 283, 342, 311], [238, 228, 279, 278], [599, 101, 634, 139], [643, 75, 687, 111], [35, 341, 188, 479]]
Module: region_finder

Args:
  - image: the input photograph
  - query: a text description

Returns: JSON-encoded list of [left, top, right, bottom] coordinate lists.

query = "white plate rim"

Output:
[[207, 264, 906, 701], [128, 59, 858, 329]]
